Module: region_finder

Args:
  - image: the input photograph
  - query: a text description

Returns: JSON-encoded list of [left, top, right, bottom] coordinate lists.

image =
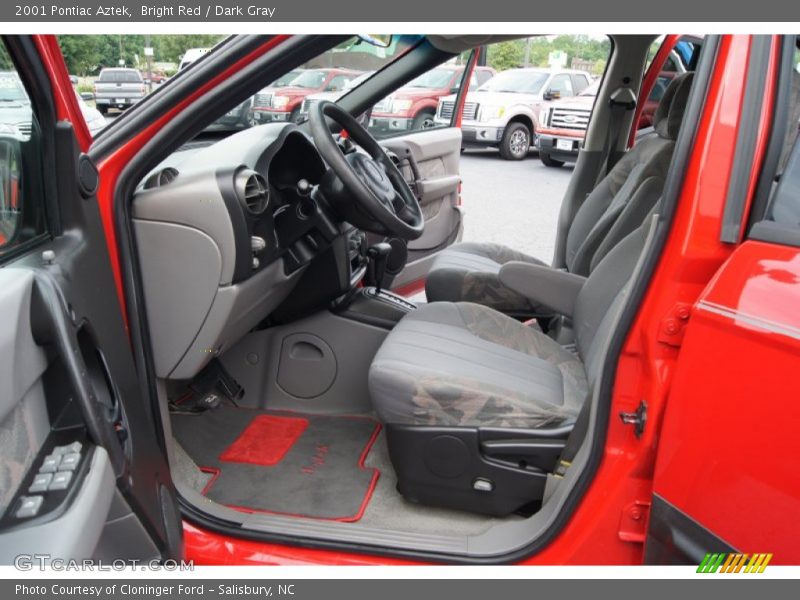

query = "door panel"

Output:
[[646, 240, 800, 564], [0, 35, 179, 564], [380, 127, 463, 289]]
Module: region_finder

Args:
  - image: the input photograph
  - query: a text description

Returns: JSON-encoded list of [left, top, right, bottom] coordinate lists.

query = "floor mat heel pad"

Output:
[[172, 407, 380, 521]]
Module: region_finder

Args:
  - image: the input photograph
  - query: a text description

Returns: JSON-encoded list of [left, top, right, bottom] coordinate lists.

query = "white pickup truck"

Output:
[[435, 67, 592, 160], [93, 68, 146, 115]]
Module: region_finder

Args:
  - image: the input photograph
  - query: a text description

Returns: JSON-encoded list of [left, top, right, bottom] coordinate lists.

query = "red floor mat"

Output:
[[172, 407, 381, 522], [219, 414, 309, 466]]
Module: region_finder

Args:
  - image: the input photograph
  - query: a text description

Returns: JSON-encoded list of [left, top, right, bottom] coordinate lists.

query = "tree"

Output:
[[58, 35, 228, 75]]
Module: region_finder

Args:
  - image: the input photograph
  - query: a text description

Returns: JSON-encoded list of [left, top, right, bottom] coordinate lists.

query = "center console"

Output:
[[334, 285, 417, 329]]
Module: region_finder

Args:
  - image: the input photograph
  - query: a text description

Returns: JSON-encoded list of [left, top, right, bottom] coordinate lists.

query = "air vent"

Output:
[[235, 169, 270, 215], [143, 167, 179, 189]]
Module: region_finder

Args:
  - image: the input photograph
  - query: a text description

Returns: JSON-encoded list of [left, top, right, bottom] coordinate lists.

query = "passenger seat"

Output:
[[424, 72, 694, 316]]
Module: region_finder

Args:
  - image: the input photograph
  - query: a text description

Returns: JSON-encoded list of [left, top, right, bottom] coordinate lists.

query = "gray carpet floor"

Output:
[[172, 407, 380, 521]]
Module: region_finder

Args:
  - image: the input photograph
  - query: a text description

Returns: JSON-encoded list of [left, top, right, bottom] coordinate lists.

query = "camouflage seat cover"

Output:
[[425, 72, 695, 316], [368, 302, 587, 429], [370, 221, 652, 430]]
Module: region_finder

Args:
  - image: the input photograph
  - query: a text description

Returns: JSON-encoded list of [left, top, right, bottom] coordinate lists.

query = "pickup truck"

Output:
[[537, 71, 680, 167], [435, 67, 592, 159], [370, 65, 495, 133], [252, 68, 361, 124], [93, 68, 146, 115]]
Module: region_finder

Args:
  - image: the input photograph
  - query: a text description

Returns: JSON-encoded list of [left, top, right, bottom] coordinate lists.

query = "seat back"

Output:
[[564, 72, 694, 276], [573, 216, 652, 381]]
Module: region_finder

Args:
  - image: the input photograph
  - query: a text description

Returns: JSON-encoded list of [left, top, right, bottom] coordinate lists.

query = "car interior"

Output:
[[124, 34, 706, 560]]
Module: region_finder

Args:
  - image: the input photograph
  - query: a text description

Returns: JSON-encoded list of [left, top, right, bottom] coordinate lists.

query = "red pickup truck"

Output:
[[370, 65, 494, 132], [252, 67, 362, 124]]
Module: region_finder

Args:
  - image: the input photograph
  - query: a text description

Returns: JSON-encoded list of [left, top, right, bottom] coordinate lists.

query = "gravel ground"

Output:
[[459, 147, 574, 264]]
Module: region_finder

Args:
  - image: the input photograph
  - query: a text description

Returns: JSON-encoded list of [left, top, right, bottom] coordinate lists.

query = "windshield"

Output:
[[272, 70, 303, 87], [0, 74, 28, 102], [98, 70, 142, 83], [406, 68, 456, 89], [344, 71, 374, 91], [478, 70, 549, 94], [290, 70, 328, 89]]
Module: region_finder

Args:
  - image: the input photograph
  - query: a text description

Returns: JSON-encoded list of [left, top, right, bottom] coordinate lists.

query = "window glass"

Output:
[[549, 74, 574, 97], [478, 70, 549, 94], [0, 43, 46, 255]]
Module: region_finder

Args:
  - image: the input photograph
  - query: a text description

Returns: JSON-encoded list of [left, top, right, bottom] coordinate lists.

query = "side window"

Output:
[[368, 53, 473, 139], [548, 74, 574, 98], [325, 75, 350, 92], [648, 76, 671, 103], [0, 43, 46, 257], [571, 74, 590, 94], [475, 69, 493, 87], [750, 43, 800, 244]]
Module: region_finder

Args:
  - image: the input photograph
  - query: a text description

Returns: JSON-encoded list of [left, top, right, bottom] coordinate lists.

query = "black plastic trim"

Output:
[[214, 167, 255, 284], [719, 36, 773, 244], [644, 494, 737, 564]]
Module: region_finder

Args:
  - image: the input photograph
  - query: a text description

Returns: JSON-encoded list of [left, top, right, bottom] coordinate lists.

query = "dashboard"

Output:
[[132, 123, 365, 380]]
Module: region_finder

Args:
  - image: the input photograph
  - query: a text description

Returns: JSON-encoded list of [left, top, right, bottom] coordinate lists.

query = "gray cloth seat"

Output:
[[370, 222, 649, 429], [424, 72, 694, 315]]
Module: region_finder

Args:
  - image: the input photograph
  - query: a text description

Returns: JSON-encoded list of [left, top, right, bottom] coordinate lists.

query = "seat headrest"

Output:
[[653, 72, 695, 140]]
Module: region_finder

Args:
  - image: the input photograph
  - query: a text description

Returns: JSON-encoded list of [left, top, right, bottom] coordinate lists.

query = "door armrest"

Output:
[[498, 262, 586, 318]]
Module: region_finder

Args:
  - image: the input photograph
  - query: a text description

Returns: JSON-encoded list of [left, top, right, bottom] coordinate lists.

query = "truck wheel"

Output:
[[499, 122, 531, 160], [96, 105, 107, 116], [540, 152, 565, 168], [412, 110, 436, 130]]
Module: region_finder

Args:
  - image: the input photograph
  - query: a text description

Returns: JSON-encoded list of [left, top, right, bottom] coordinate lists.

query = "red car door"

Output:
[[0, 35, 183, 562], [644, 35, 800, 566]]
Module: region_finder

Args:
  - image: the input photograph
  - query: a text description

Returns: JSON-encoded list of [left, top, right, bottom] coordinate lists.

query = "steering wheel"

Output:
[[309, 100, 424, 240]]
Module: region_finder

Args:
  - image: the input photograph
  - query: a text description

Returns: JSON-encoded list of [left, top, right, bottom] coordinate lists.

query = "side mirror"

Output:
[[543, 89, 561, 101], [450, 86, 460, 94], [69, 75, 79, 85]]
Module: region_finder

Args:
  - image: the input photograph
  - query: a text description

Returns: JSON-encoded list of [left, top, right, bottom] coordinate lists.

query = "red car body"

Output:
[[29, 33, 800, 566]]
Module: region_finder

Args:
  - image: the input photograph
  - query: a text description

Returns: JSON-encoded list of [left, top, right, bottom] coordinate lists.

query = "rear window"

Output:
[[98, 70, 142, 83]]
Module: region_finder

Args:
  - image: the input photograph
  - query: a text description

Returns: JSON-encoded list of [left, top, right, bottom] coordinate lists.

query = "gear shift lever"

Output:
[[367, 242, 392, 293]]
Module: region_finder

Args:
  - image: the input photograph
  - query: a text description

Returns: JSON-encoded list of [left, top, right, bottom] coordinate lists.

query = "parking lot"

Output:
[[459, 148, 573, 263]]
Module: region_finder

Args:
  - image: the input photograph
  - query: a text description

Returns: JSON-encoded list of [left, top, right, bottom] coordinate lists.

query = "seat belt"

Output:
[[554, 399, 591, 477], [595, 87, 637, 185]]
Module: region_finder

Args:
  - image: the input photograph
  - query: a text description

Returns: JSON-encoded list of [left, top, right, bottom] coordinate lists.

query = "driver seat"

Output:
[[368, 222, 650, 516], [423, 72, 693, 316]]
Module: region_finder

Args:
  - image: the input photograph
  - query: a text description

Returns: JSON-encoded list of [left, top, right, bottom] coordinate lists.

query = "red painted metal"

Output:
[[653, 241, 800, 563], [33, 36, 92, 152], [628, 34, 680, 148]]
